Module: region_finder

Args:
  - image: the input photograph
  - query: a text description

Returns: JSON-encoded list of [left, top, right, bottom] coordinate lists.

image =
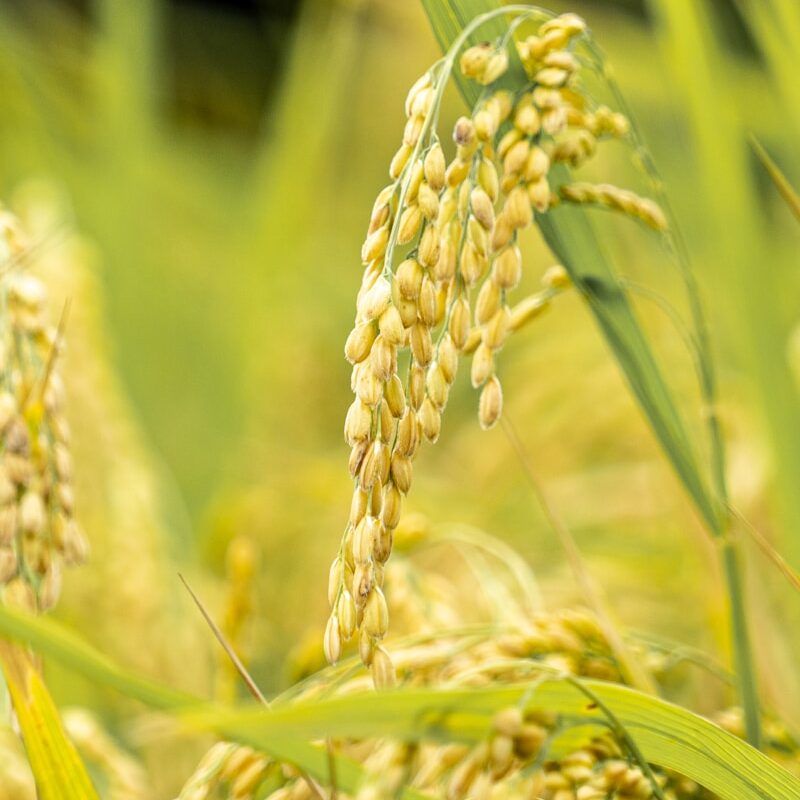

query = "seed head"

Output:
[[352, 517, 373, 564], [524, 147, 550, 182], [355, 365, 382, 407], [475, 279, 501, 325], [361, 225, 389, 262], [449, 297, 471, 350], [344, 398, 371, 445], [378, 306, 405, 346], [438, 334, 459, 384], [419, 229, 440, 272], [470, 188, 495, 231], [404, 72, 432, 117], [358, 441, 384, 490], [423, 143, 446, 191], [484, 306, 512, 350], [370, 335, 395, 382], [527, 178, 551, 213], [397, 205, 422, 245], [542, 264, 571, 289], [479, 375, 503, 430], [478, 158, 499, 202], [417, 183, 440, 221], [20, 491, 45, 535], [460, 242, 487, 287], [390, 453, 413, 494], [382, 482, 402, 530], [406, 161, 425, 202], [345, 323, 376, 364], [460, 44, 493, 79], [514, 103, 541, 136], [370, 645, 396, 690], [396, 258, 424, 300], [409, 363, 425, 410], [418, 277, 438, 328], [419, 398, 441, 443], [446, 158, 471, 188], [473, 109, 497, 141], [337, 590, 357, 639], [471, 343, 494, 388], [324, 614, 342, 664], [505, 186, 533, 229], [359, 277, 392, 321], [493, 245, 522, 290], [349, 488, 368, 526], [410, 322, 433, 367], [364, 587, 389, 638], [453, 117, 476, 149], [481, 51, 509, 85], [384, 374, 406, 418], [0, 547, 16, 583], [395, 409, 419, 458]]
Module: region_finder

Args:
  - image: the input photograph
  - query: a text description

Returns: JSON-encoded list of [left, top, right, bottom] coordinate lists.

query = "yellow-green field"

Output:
[[0, 1, 798, 798]]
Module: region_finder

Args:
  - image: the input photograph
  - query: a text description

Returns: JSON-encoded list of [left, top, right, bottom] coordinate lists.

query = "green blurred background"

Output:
[[0, 0, 798, 794]]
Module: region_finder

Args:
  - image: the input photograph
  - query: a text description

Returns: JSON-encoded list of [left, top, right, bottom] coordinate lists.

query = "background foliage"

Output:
[[0, 0, 797, 795]]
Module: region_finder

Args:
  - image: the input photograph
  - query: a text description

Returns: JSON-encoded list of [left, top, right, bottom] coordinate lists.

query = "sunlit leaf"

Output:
[[0, 605, 799, 799], [0, 643, 98, 800]]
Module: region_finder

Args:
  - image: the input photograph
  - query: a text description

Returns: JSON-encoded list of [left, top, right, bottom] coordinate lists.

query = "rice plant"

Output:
[[0, 1, 798, 799]]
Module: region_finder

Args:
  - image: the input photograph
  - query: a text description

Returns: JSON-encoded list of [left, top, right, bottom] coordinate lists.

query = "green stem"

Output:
[[722, 536, 762, 749], [585, 24, 763, 750]]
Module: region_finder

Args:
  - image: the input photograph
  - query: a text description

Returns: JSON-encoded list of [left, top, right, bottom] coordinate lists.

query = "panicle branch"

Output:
[[329, 11, 667, 683]]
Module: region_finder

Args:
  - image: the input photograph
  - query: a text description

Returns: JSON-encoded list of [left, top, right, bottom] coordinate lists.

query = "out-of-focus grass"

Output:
[[0, 0, 798, 793]]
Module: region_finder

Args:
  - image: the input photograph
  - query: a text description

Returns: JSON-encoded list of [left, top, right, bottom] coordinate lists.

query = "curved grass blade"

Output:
[[750, 136, 800, 223], [196, 684, 800, 800], [420, 0, 762, 747], [420, 0, 721, 534], [0, 604, 798, 799], [0, 643, 99, 800], [0, 606, 430, 800]]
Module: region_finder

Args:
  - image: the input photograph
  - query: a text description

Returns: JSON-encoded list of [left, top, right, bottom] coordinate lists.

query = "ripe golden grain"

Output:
[[327, 9, 669, 683]]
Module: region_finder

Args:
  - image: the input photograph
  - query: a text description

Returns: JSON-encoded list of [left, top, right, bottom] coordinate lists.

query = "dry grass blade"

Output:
[[178, 574, 328, 800], [750, 136, 800, 223], [727, 506, 800, 593], [178, 573, 268, 707]]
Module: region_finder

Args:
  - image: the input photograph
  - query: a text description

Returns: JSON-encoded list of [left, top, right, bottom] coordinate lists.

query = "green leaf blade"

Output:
[[0, 605, 798, 799], [420, 0, 722, 533], [0, 643, 99, 800]]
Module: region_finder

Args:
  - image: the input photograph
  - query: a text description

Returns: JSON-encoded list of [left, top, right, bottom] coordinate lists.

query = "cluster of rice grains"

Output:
[[0, 209, 87, 613], [182, 541, 726, 800], [327, 11, 667, 684]]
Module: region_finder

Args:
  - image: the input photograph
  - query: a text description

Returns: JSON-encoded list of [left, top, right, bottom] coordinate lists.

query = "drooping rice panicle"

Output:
[[0, 208, 88, 614], [328, 11, 667, 683]]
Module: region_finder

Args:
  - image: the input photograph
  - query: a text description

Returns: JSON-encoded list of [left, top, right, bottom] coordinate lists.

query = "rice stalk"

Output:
[[328, 8, 668, 688], [177, 526, 800, 799], [750, 137, 800, 223], [421, 0, 765, 747]]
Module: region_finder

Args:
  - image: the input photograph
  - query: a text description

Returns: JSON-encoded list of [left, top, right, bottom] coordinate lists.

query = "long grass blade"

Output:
[[421, 0, 763, 748], [420, 0, 721, 534], [750, 137, 800, 223], [0, 643, 99, 800], [0, 604, 798, 799]]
